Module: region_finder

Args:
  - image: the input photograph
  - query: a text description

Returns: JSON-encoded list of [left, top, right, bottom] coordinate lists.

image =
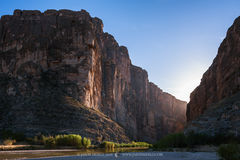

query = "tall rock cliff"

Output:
[[0, 9, 186, 142], [186, 16, 240, 136]]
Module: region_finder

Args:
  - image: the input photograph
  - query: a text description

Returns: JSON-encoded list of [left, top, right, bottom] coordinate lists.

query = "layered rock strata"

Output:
[[0, 9, 186, 142], [186, 16, 240, 136]]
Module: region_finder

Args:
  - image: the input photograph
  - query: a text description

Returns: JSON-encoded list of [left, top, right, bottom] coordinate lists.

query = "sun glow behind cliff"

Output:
[[150, 61, 211, 102], [166, 73, 203, 102]]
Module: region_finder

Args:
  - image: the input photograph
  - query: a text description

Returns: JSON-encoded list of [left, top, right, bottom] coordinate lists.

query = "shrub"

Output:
[[3, 139, 16, 145], [40, 135, 48, 145], [33, 136, 38, 144], [101, 141, 151, 148], [40, 134, 90, 148], [86, 138, 91, 148], [0, 130, 25, 142], [185, 131, 210, 146], [44, 136, 56, 148], [28, 135, 45, 145], [218, 144, 240, 160], [134, 142, 152, 147], [154, 133, 187, 148], [154, 132, 240, 149], [107, 141, 115, 148], [102, 141, 115, 148], [213, 134, 240, 145], [82, 137, 91, 148], [55, 134, 82, 147], [82, 137, 87, 147]]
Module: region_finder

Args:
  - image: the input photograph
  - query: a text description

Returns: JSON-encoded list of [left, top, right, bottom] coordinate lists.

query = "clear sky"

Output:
[[1, 0, 240, 101]]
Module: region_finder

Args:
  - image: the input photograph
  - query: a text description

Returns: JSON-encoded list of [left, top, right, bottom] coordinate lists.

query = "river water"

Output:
[[0, 148, 147, 159]]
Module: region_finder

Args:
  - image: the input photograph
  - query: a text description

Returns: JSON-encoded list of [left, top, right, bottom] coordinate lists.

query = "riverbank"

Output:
[[0, 147, 148, 159], [0, 144, 45, 151], [8, 151, 219, 160], [0, 145, 220, 160]]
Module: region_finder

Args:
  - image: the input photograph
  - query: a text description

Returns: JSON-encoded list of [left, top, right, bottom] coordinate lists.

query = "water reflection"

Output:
[[0, 147, 148, 159]]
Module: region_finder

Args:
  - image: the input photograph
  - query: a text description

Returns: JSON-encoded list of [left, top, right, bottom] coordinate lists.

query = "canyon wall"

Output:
[[186, 16, 240, 136], [0, 9, 186, 142]]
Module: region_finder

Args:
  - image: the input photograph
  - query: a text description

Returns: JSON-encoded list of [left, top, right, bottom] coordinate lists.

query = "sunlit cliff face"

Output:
[[0, 9, 187, 142]]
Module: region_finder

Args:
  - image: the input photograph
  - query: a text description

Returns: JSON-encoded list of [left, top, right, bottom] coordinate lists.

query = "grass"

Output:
[[217, 144, 240, 160]]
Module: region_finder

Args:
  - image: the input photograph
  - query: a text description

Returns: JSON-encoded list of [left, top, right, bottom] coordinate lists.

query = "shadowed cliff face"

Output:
[[187, 16, 240, 122], [0, 9, 186, 142], [186, 17, 240, 136]]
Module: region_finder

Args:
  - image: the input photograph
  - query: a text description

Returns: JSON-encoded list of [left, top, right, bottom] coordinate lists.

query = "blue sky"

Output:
[[1, 0, 240, 101]]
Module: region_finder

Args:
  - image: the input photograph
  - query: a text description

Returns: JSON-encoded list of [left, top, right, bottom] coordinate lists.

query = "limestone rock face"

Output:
[[187, 17, 240, 122], [186, 16, 240, 136], [0, 9, 186, 142]]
